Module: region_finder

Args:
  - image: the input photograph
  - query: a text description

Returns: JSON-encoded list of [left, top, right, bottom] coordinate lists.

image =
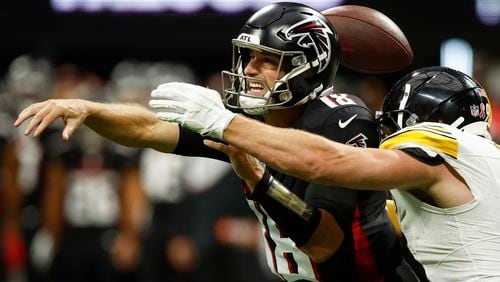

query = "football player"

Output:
[[154, 66, 500, 281], [15, 3, 421, 281]]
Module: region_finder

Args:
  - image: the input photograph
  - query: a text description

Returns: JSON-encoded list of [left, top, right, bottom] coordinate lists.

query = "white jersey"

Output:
[[381, 122, 500, 281]]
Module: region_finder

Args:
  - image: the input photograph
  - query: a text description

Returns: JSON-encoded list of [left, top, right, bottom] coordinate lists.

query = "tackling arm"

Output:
[[224, 115, 437, 191], [146, 81, 440, 191]]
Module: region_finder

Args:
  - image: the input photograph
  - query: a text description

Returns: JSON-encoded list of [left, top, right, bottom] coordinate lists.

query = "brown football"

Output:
[[322, 5, 413, 74]]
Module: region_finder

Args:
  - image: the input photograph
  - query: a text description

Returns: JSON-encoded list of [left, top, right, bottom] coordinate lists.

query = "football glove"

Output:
[[149, 82, 236, 140]]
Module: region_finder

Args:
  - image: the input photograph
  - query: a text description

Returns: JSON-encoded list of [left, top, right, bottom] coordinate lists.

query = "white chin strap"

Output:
[[240, 95, 269, 115]]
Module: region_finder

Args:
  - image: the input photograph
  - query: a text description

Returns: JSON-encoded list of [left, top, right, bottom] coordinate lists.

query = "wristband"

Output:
[[247, 169, 273, 200]]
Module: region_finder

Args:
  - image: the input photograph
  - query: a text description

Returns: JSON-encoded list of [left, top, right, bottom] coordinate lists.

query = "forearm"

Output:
[[224, 115, 413, 190], [224, 115, 353, 185], [83, 101, 179, 153]]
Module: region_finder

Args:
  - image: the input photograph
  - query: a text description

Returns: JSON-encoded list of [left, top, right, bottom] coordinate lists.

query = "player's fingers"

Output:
[[156, 82, 191, 93], [31, 106, 65, 137], [151, 88, 169, 98], [149, 100, 186, 113], [61, 119, 82, 141], [151, 88, 185, 101], [23, 104, 54, 136], [14, 102, 44, 127], [149, 98, 169, 108], [203, 140, 231, 154], [149, 99, 176, 109], [156, 111, 182, 122]]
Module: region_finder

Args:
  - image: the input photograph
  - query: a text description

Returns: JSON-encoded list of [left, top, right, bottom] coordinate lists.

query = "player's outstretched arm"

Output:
[[223, 115, 438, 191], [14, 99, 180, 153]]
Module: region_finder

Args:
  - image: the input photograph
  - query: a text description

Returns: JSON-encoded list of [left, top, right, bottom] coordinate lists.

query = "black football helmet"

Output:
[[378, 66, 492, 138], [222, 2, 340, 115]]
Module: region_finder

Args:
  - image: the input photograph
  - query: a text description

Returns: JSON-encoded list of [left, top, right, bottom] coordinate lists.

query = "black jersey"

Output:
[[174, 93, 406, 281]]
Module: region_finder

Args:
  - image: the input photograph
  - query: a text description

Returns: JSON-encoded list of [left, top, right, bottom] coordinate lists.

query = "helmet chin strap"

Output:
[[240, 95, 269, 115], [238, 78, 287, 115], [450, 116, 465, 128]]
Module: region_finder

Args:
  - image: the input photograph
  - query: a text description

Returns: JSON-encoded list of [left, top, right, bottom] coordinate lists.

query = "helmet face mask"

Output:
[[378, 66, 492, 138], [222, 2, 340, 115], [377, 109, 417, 137], [222, 43, 294, 115]]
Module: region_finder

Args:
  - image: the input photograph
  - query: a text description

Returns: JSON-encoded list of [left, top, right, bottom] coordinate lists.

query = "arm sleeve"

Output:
[[173, 126, 229, 162]]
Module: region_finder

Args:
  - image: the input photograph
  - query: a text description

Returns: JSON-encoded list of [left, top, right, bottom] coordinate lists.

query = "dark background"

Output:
[[1, 0, 499, 81]]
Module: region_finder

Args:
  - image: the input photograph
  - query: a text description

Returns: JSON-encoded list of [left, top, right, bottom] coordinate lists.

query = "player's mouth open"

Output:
[[247, 81, 265, 96]]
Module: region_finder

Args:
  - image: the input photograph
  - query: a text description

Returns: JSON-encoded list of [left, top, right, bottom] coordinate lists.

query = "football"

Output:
[[322, 5, 413, 74]]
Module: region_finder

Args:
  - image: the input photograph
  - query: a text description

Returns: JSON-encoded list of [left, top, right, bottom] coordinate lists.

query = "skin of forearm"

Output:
[[84, 101, 179, 153], [224, 115, 427, 190], [224, 115, 359, 185]]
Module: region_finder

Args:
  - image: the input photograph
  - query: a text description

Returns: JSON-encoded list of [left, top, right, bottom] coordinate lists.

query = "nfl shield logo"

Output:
[[470, 105, 480, 117]]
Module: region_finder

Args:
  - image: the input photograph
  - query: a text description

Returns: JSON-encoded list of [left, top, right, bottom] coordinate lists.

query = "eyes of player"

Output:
[[248, 50, 281, 70]]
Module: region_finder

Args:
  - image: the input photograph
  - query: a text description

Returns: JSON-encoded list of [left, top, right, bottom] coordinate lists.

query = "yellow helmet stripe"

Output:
[[381, 129, 459, 158]]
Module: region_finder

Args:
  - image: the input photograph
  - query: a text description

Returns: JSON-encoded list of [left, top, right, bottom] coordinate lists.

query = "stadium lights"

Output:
[[50, 0, 345, 13]]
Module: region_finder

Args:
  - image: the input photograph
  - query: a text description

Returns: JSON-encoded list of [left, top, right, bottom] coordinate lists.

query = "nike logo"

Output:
[[338, 114, 358, 128]]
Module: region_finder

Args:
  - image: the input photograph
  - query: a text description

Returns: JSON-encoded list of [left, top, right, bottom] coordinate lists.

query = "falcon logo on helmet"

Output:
[[284, 18, 333, 73]]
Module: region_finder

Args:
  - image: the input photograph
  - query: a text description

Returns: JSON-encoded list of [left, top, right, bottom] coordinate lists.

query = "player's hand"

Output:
[[149, 82, 236, 140], [14, 99, 90, 140], [204, 139, 265, 190]]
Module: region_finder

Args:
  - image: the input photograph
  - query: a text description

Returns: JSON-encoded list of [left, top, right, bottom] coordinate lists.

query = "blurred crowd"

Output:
[[0, 55, 276, 282], [0, 54, 499, 282]]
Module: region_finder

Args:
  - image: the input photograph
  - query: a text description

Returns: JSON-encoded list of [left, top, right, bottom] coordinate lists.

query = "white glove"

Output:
[[149, 82, 236, 140]]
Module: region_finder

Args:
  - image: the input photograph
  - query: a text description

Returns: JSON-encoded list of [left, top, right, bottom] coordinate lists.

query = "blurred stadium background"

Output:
[[0, 1, 499, 282], [2, 0, 500, 80]]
